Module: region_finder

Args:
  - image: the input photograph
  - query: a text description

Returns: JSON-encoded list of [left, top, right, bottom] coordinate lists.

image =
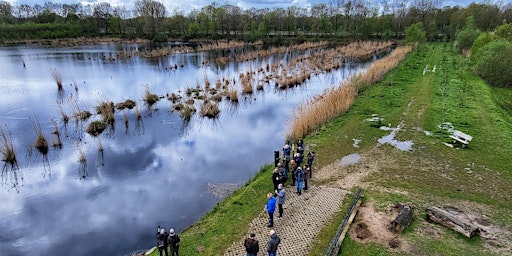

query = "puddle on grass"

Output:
[[339, 153, 361, 166], [378, 123, 413, 151]]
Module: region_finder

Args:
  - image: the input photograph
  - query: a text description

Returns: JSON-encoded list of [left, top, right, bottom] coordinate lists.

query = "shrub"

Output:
[[470, 32, 495, 62], [473, 39, 512, 88]]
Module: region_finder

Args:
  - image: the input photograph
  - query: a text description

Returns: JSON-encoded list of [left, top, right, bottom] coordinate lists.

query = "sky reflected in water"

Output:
[[0, 43, 368, 256]]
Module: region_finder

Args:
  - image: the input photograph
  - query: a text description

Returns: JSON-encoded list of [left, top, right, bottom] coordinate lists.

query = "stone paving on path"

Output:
[[224, 184, 349, 256]]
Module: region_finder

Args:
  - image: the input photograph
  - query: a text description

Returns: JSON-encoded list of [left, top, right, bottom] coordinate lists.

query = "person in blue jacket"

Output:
[[265, 192, 276, 227]]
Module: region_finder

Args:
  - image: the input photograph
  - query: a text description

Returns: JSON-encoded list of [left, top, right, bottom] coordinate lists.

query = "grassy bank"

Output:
[[304, 43, 512, 255], [147, 42, 512, 256]]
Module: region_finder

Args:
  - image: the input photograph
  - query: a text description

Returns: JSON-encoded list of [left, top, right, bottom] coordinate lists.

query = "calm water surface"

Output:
[[0, 43, 369, 256]]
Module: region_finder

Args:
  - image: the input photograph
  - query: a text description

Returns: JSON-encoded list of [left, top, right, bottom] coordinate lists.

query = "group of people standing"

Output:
[[156, 226, 181, 256], [245, 139, 316, 255]]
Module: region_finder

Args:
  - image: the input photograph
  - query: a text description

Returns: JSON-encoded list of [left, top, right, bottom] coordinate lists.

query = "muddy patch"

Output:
[[350, 202, 410, 252]]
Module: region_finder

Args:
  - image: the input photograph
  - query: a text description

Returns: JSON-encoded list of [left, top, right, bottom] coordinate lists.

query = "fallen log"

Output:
[[425, 207, 479, 238], [390, 204, 413, 233]]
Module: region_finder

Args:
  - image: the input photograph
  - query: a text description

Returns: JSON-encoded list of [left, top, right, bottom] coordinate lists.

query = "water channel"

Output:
[[0, 42, 372, 256]]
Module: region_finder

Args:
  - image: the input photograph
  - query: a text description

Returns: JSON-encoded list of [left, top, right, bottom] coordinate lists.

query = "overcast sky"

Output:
[[3, 0, 510, 16]]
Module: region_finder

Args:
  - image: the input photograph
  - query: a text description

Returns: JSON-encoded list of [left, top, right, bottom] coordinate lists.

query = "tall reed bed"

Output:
[[286, 46, 412, 140]]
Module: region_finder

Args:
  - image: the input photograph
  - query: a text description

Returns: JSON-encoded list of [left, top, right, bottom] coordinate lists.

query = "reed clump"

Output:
[[179, 105, 196, 122], [200, 101, 220, 118], [0, 126, 17, 166], [86, 121, 106, 136], [142, 84, 159, 107], [96, 101, 115, 124], [51, 68, 63, 91], [50, 119, 62, 149], [116, 99, 136, 110], [33, 121, 49, 155], [286, 46, 411, 140]]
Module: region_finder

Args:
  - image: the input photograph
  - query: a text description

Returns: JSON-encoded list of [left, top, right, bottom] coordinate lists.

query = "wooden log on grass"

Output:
[[390, 204, 413, 233], [425, 207, 479, 238]]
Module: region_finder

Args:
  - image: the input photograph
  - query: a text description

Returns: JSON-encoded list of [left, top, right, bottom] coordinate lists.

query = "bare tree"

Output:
[[135, 0, 167, 37], [93, 2, 113, 34]]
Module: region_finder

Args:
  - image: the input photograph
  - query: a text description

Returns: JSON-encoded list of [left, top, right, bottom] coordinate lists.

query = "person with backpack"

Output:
[[266, 229, 280, 256], [303, 164, 311, 190], [167, 228, 180, 256], [156, 228, 169, 256], [244, 233, 259, 256]]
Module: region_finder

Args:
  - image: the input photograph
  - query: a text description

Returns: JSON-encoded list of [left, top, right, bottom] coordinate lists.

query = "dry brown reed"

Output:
[[96, 101, 115, 124], [200, 101, 220, 118], [142, 84, 159, 107], [286, 46, 411, 141], [179, 105, 196, 122], [0, 126, 17, 166], [59, 106, 69, 125], [31, 118, 49, 155], [51, 68, 63, 91], [338, 41, 395, 59]]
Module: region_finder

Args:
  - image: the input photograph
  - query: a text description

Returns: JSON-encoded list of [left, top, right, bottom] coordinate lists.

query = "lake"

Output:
[[0, 42, 370, 256]]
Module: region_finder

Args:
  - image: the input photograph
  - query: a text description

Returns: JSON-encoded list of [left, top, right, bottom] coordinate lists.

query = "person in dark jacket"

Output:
[[303, 164, 310, 190], [307, 151, 315, 178], [265, 193, 276, 227], [156, 228, 169, 256], [167, 228, 180, 256], [271, 167, 281, 191], [244, 233, 259, 256], [266, 230, 280, 256]]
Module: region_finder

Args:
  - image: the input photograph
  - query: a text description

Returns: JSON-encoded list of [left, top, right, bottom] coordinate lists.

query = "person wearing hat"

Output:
[[266, 230, 280, 256], [167, 228, 181, 256], [244, 233, 259, 256], [156, 228, 169, 256]]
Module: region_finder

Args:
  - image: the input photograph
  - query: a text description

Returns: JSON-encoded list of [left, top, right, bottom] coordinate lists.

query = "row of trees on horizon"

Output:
[[0, 0, 511, 42]]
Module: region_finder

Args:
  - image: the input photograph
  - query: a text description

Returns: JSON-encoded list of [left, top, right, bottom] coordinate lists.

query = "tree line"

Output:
[[0, 0, 511, 42]]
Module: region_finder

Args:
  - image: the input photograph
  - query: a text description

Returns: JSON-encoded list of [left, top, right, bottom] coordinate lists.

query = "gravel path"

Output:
[[223, 181, 349, 256]]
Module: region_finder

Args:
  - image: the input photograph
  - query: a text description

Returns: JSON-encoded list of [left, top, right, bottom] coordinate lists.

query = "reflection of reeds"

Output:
[[134, 106, 144, 135], [96, 138, 104, 167], [76, 143, 87, 179], [122, 110, 129, 133], [200, 101, 220, 118], [50, 119, 62, 149]]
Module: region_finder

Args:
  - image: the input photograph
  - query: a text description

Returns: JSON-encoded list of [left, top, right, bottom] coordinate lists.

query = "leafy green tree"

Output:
[[495, 22, 512, 43], [405, 22, 427, 44], [473, 39, 512, 88], [257, 21, 266, 37], [456, 16, 480, 52]]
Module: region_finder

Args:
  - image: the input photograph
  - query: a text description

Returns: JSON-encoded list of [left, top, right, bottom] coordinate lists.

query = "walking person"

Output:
[[307, 151, 315, 178], [167, 228, 180, 256], [244, 233, 259, 256], [295, 166, 304, 195], [266, 230, 280, 256], [303, 164, 310, 190], [275, 183, 286, 218], [156, 228, 169, 256], [265, 192, 276, 227]]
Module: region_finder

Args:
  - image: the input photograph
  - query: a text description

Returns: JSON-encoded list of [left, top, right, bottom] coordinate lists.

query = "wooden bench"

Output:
[[449, 130, 472, 147]]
